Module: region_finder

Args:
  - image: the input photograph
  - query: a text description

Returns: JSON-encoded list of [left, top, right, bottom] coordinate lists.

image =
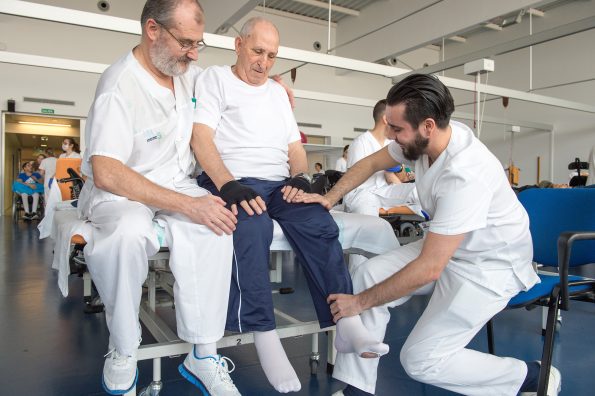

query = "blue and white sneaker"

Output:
[[102, 348, 138, 395], [179, 347, 241, 395]]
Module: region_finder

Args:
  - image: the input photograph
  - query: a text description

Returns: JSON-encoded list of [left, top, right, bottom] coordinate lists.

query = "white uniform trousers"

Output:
[[333, 239, 528, 395], [83, 182, 233, 356], [344, 184, 419, 217], [344, 184, 415, 271]]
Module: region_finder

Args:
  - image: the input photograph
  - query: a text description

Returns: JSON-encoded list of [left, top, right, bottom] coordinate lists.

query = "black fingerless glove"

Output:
[[286, 174, 312, 193], [219, 180, 259, 207]]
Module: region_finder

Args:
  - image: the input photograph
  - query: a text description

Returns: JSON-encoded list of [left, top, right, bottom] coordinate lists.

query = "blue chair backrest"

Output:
[[518, 188, 595, 267]]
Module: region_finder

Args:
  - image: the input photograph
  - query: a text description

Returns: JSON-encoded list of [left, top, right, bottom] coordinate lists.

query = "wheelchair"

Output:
[[12, 191, 44, 223]]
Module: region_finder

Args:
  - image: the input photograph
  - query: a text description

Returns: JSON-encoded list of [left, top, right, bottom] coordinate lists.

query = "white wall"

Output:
[[438, 0, 595, 185], [0, 2, 393, 165]]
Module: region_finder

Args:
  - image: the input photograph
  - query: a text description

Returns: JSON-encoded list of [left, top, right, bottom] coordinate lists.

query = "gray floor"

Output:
[[1, 216, 594, 395]]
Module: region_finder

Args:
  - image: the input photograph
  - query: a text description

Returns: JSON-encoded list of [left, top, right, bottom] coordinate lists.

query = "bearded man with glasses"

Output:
[[79, 1, 242, 394]]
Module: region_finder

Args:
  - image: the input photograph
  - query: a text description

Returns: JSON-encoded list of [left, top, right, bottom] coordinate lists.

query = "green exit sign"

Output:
[[41, 108, 54, 114]]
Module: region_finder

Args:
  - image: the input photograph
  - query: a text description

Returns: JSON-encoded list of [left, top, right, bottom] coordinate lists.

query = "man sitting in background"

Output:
[[344, 99, 419, 217], [335, 145, 349, 172]]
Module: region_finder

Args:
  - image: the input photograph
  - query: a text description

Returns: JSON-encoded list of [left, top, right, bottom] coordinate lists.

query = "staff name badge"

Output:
[[144, 129, 162, 143]]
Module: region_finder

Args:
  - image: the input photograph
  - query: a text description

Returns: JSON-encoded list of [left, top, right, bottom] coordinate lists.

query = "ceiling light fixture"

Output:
[[18, 121, 71, 127], [447, 35, 467, 43]]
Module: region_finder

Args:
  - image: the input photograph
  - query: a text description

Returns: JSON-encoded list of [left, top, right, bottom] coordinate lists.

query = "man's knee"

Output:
[[351, 256, 394, 293], [236, 211, 273, 234], [99, 203, 155, 245], [352, 259, 383, 292], [400, 342, 442, 384]]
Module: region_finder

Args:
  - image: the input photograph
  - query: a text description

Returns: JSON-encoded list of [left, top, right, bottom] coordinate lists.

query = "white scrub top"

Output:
[[347, 131, 392, 191], [39, 157, 57, 181], [387, 121, 539, 295], [193, 65, 300, 181], [79, 51, 201, 216], [60, 152, 82, 159], [335, 157, 347, 172]]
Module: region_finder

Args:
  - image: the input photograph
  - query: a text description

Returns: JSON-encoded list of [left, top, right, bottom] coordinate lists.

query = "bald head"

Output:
[[239, 17, 279, 39]]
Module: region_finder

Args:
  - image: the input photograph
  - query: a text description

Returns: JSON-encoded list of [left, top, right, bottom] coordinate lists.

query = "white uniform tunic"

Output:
[[38, 156, 57, 202], [335, 157, 347, 172], [333, 121, 540, 395], [78, 52, 233, 355], [193, 65, 300, 181], [80, 52, 198, 215], [59, 152, 82, 159], [344, 130, 419, 217]]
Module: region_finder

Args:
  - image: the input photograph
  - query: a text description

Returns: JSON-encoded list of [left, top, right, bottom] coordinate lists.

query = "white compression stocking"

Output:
[[21, 194, 30, 213], [253, 330, 301, 393], [335, 315, 389, 358], [31, 193, 40, 214]]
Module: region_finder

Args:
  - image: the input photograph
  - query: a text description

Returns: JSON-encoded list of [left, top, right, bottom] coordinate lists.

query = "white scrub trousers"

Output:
[[333, 239, 528, 395], [344, 184, 417, 271], [83, 183, 233, 356]]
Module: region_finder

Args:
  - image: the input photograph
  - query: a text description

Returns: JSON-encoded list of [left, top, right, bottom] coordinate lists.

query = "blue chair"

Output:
[[487, 188, 595, 395]]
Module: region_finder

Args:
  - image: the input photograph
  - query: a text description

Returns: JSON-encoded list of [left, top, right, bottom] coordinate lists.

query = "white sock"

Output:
[[335, 316, 389, 358], [194, 342, 217, 358], [254, 330, 301, 393]]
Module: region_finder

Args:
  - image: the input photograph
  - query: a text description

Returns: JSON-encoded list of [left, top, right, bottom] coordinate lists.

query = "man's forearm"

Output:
[[92, 156, 191, 215], [327, 147, 397, 204], [357, 232, 464, 310], [325, 158, 376, 204], [287, 142, 309, 176], [357, 256, 436, 310]]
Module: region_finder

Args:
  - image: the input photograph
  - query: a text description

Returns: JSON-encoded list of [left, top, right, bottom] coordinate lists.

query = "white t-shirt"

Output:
[[387, 121, 539, 295], [347, 131, 392, 192], [39, 157, 57, 181], [80, 51, 201, 215], [193, 65, 300, 181], [60, 152, 82, 159], [335, 157, 347, 172]]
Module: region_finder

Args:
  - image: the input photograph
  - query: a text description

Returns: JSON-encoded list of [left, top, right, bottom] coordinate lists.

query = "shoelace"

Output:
[[104, 349, 131, 367], [215, 356, 237, 388]]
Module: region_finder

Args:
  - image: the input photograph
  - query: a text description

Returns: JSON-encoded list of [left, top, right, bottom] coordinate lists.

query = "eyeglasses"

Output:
[[154, 20, 206, 52]]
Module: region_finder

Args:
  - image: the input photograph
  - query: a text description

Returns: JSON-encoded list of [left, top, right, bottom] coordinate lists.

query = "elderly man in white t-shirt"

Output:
[[192, 16, 387, 394], [78, 1, 240, 395], [297, 74, 561, 396]]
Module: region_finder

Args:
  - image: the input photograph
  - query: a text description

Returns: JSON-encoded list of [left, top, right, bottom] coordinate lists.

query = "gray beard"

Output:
[[150, 37, 191, 77]]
